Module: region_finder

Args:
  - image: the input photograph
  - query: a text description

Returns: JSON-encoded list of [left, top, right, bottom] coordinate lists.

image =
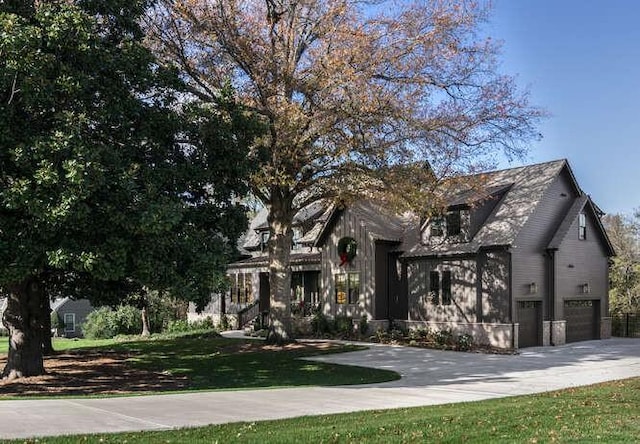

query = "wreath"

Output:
[[337, 236, 357, 266]]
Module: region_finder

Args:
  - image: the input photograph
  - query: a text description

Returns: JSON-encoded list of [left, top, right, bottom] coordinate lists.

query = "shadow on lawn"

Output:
[[0, 334, 399, 397], [0, 349, 189, 397]]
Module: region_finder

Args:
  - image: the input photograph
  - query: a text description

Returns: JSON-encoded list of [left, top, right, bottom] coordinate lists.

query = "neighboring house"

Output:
[[190, 159, 615, 349], [51, 298, 94, 338], [0, 296, 94, 338]]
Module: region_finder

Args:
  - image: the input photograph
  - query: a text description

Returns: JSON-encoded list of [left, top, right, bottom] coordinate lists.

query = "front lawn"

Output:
[[0, 331, 400, 397], [7, 377, 640, 443]]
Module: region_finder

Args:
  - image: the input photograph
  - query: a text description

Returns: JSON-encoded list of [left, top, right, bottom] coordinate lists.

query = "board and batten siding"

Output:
[[407, 258, 478, 323], [511, 169, 577, 320], [479, 250, 510, 323], [321, 208, 376, 319]]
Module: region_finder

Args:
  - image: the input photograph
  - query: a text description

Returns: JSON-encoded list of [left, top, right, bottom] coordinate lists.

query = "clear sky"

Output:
[[486, 0, 640, 215]]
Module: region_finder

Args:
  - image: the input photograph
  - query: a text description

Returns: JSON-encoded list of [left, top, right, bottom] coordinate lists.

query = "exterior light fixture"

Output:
[[529, 282, 537, 294], [582, 283, 590, 294]]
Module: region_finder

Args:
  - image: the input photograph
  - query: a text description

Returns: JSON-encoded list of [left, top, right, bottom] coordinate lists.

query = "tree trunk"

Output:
[[141, 305, 151, 337], [265, 189, 295, 345], [40, 293, 54, 356], [2, 277, 46, 380]]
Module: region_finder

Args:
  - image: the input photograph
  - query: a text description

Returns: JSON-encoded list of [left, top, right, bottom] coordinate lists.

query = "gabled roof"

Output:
[[548, 195, 616, 256], [51, 297, 71, 312], [235, 159, 611, 262], [239, 201, 330, 252], [403, 159, 572, 257], [314, 200, 409, 247]]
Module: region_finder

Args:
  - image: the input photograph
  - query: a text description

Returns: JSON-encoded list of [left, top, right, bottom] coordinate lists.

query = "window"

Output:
[[292, 227, 303, 250], [429, 270, 453, 305], [64, 313, 75, 333], [229, 273, 253, 304], [442, 270, 452, 305], [335, 272, 360, 304], [430, 217, 444, 237], [260, 231, 270, 252], [446, 211, 461, 236], [429, 271, 440, 304], [579, 212, 586, 240]]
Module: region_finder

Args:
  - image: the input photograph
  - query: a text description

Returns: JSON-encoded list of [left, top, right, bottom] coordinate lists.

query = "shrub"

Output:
[[311, 311, 332, 336], [434, 328, 454, 348], [333, 315, 354, 337], [408, 327, 430, 341], [372, 328, 390, 343], [83, 305, 145, 339], [218, 313, 231, 331], [166, 317, 215, 334], [191, 316, 214, 330], [165, 319, 190, 334], [82, 307, 117, 339], [389, 328, 405, 342], [358, 314, 369, 335], [50, 311, 62, 332], [457, 333, 474, 351], [112, 305, 142, 336]]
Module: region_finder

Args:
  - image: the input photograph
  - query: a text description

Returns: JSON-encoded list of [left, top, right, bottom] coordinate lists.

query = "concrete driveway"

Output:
[[0, 338, 638, 440]]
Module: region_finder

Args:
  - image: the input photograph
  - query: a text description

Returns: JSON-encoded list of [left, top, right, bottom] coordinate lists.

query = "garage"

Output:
[[518, 300, 542, 348], [564, 300, 599, 343]]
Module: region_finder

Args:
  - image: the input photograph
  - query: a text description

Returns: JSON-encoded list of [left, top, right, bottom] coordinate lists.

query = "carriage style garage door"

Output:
[[518, 301, 542, 348], [564, 300, 599, 343]]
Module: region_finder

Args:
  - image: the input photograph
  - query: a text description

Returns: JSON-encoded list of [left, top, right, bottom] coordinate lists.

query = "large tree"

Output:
[[0, 0, 256, 379], [148, 0, 544, 343], [603, 211, 640, 314]]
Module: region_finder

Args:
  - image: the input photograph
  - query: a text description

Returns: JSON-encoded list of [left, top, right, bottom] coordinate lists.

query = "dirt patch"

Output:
[[0, 349, 189, 397], [0, 340, 342, 397]]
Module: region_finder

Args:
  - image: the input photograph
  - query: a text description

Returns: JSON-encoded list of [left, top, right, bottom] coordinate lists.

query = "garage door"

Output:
[[518, 301, 541, 348], [565, 300, 599, 343]]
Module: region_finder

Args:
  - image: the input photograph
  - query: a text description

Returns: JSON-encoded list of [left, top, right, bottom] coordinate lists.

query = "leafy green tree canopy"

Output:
[[0, 0, 257, 378], [603, 211, 640, 314]]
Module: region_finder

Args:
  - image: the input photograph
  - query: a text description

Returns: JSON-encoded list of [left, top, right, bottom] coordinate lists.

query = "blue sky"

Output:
[[486, 0, 640, 215]]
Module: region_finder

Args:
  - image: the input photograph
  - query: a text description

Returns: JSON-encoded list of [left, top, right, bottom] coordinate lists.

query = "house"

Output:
[[191, 159, 615, 349], [0, 296, 94, 338], [51, 297, 95, 338]]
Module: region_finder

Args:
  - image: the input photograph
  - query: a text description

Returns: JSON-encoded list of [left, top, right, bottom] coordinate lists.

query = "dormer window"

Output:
[[427, 209, 466, 242], [579, 212, 586, 240], [292, 227, 303, 250], [446, 211, 462, 236], [260, 231, 270, 252], [430, 217, 444, 237]]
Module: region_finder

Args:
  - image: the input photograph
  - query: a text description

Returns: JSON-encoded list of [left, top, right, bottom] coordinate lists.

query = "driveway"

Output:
[[0, 338, 638, 439]]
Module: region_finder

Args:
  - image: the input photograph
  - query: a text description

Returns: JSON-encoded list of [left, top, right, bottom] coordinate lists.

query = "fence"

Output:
[[611, 313, 640, 338]]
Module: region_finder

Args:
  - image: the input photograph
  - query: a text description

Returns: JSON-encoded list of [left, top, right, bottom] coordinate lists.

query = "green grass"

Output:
[[0, 336, 121, 354], [0, 331, 400, 393], [108, 332, 399, 390], [6, 377, 639, 443]]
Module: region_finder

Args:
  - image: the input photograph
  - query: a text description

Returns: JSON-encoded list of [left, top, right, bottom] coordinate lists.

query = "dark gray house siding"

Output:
[[554, 204, 611, 341], [511, 169, 578, 320], [479, 250, 510, 323], [52, 298, 94, 338]]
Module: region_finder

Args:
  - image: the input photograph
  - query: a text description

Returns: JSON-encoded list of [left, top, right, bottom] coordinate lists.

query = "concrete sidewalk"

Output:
[[0, 338, 638, 440]]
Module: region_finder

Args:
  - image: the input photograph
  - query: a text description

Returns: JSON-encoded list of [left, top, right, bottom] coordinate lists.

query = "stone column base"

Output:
[[551, 320, 566, 346], [542, 321, 551, 346], [600, 317, 612, 339]]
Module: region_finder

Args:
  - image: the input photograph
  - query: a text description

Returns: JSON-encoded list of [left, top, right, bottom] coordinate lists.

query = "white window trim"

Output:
[[64, 313, 76, 333]]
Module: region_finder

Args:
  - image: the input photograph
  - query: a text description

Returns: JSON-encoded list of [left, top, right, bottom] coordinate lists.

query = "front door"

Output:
[[518, 301, 542, 348], [259, 272, 270, 313]]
